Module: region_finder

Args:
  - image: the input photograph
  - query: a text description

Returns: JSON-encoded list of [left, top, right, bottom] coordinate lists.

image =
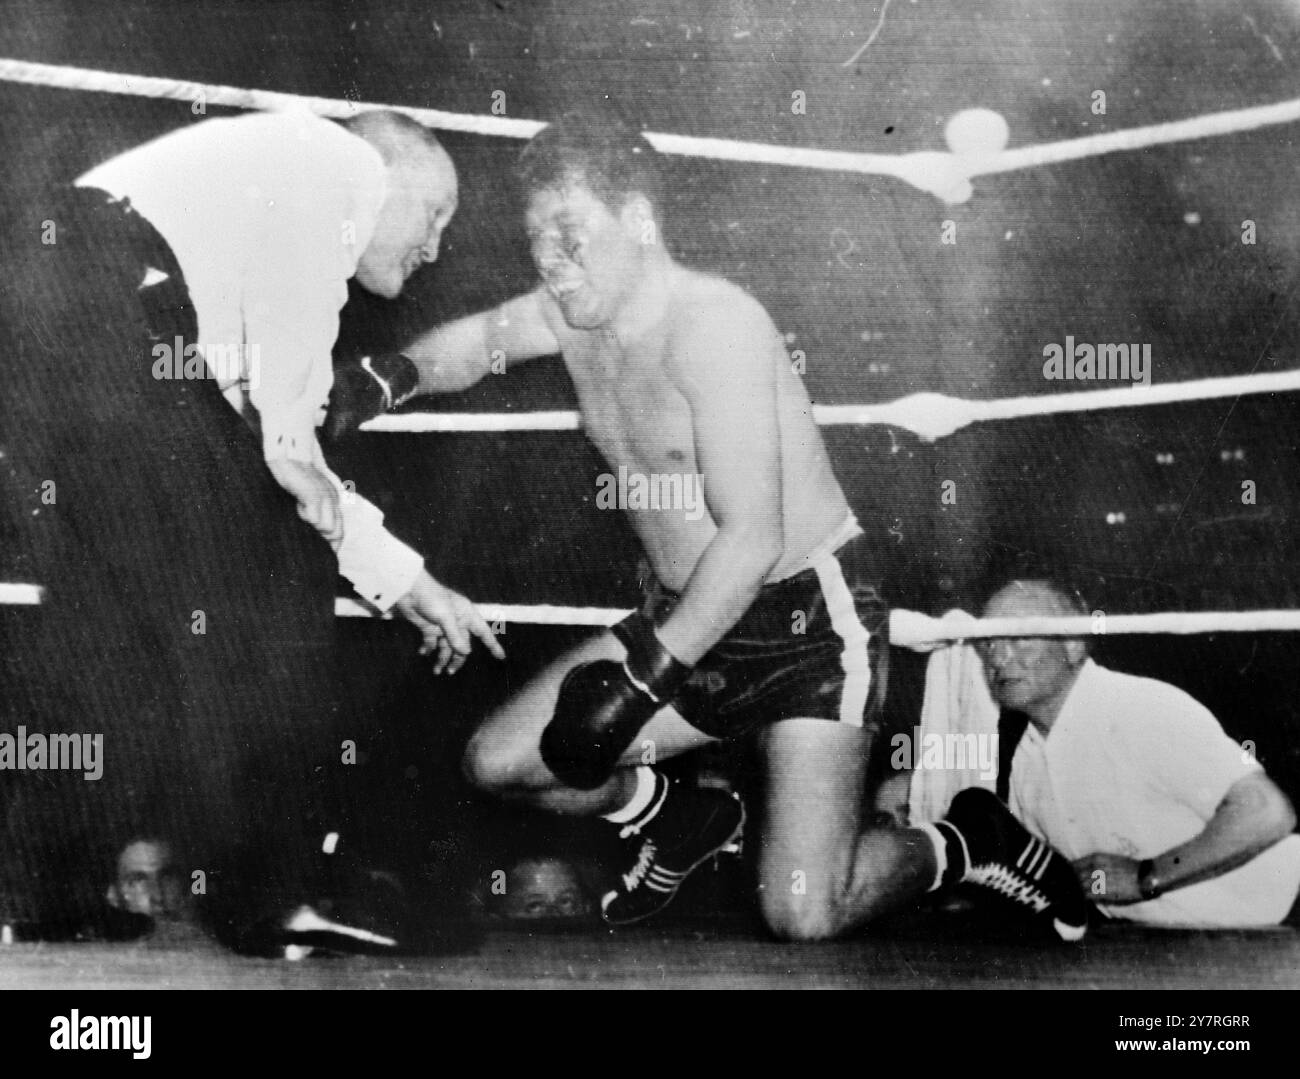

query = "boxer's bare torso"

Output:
[[540, 265, 851, 591]]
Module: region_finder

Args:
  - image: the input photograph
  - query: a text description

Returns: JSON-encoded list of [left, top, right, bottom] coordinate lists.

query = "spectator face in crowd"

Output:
[[977, 580, 1089, 730], [498, 857, 595, 921], [105, 839, 185, 920]]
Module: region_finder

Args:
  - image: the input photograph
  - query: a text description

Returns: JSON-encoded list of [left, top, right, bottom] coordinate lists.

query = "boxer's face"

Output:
[[978, 583, 1086, 727], [106, 840, 184, 918], [356, 145, 458, 299], [525, 180, 649, 330]]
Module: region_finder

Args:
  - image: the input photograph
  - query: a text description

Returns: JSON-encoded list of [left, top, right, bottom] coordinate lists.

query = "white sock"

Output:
[[602, 766, 662, 825]]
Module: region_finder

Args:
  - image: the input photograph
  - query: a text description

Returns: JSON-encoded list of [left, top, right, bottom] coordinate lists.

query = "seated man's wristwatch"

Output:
[[1137, 858, 1161, 900]]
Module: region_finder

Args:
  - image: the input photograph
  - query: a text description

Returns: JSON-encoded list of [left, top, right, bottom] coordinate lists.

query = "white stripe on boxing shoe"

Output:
[[1016, 838, 1050, 881]]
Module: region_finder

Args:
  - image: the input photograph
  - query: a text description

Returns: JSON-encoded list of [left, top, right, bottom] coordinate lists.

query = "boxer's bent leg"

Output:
[[756, 718, 935, 941], [462, 630, 715, 815], [465, 632, 742, 926]]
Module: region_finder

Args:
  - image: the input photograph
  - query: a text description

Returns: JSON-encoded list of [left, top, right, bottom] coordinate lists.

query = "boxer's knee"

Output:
[[757, 859, 900, 942], [756, 857, 851, 942], [460, 728, 510, 794], [461, 720, 549, 795], [759, 886, 846, 942]]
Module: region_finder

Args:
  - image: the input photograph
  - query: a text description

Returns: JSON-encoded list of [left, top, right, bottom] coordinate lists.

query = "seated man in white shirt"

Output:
[[0, 109, 500, 954], [977, 578, 1300, 927]]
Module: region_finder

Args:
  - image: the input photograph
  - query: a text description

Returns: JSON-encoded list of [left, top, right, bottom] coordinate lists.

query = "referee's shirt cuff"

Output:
[[336, 493, 423, 611]]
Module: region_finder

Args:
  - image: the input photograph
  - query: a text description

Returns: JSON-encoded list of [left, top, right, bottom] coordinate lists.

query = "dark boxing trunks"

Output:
[[616, 522, 889, 740]]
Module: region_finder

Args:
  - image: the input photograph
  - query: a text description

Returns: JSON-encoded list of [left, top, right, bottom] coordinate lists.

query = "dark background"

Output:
[[1, 0, 1298, 879]]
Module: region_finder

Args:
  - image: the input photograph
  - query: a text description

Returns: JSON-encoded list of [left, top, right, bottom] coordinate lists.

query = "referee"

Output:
[[0, 108, 501, 953]]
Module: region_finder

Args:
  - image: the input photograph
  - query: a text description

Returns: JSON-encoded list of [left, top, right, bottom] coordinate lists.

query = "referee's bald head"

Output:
[[343, 111, 458, 299], [341, 109, 445, 164]]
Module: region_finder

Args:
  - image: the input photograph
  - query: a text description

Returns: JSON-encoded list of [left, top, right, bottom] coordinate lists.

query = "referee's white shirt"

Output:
[[79, 110, 422, 610]]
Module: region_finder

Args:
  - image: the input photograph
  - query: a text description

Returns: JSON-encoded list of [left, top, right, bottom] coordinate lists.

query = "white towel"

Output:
[[906, 610, 1000, 822]]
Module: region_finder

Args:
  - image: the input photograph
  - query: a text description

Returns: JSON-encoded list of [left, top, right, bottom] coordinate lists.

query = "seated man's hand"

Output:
[[1072, 852, 1143, 904], [325, 353, 420, 442], [394, 569, 506, 674], [266, 458, 343, 545]]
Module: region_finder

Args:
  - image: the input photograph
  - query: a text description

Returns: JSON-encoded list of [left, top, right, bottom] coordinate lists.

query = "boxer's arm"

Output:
[[653, 296, 784, 665], [402, 288, 560, 393], [325, 289, 561, 439], [538, 294, 781, 789]]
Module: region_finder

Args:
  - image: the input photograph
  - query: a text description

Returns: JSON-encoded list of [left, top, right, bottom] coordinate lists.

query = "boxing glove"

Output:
[[540, 613, 692, 790], [324, 352, 420, 442]]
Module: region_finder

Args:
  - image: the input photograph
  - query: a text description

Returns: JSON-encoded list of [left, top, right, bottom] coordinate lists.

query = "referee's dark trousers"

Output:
[[0, 187, 342, 939]]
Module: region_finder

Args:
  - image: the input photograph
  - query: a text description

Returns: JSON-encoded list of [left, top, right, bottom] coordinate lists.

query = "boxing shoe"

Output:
[[601, 784, 745, 926], [215, 832, 476, 958], [214, 899, 402, 959], [941, 787, 1089, 942]]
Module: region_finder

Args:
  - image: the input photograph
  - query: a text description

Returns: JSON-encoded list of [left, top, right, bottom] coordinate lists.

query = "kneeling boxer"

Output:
[[329, 113, 1088, 940]]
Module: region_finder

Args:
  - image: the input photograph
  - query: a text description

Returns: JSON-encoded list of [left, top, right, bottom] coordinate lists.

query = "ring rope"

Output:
[[346, 603, 1300, 645], [3, 58, 1300, 203], [5, 585, 1299, 647], [364, 369, 1300, 442]]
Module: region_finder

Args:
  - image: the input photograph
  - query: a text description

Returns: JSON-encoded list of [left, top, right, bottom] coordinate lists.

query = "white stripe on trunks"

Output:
[[811, 550, 873, 727]]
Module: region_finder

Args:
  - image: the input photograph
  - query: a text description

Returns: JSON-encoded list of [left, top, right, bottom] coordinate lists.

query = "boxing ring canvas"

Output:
[[2, 0, 1300, 996]]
